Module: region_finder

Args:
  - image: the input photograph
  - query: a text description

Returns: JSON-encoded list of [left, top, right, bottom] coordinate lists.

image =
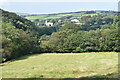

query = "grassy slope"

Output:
[[2, 52, 119, 78], [25, 13, 98, 21]]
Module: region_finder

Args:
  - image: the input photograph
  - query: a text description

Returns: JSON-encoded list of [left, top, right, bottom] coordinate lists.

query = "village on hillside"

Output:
[[34, 16, 113, 28]]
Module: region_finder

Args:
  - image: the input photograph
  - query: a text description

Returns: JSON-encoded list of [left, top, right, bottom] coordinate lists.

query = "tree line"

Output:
[[40, 23, 119, 53]]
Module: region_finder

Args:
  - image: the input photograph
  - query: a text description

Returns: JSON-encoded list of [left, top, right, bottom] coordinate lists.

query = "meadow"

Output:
[[25, 12, 98, 21], [2, 52, 119, 79]]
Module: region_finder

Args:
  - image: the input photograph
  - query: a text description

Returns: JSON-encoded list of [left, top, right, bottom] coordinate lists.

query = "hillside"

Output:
[[1, 9, 40, 62], [24, 11, 117, 21], [1, 8, 120, 79], [2, 52, 119, 78], [16, 12, 30, 16], [1, 9, 36, 31], [22, 10, 118, 32]]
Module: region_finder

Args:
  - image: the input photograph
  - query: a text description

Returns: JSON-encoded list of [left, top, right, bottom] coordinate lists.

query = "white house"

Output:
[[71, 19, 79, 23], [45, 21, 53, 26], [102, 21, 106, 24], [58, 20, 62, 22], [94, 22, 97, 24], [37, 23, 40, 26]]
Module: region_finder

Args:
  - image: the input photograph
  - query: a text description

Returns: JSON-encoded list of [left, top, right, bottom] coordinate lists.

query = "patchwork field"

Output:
[[1, 52, 119, 79], [25, 13, 98, 21]]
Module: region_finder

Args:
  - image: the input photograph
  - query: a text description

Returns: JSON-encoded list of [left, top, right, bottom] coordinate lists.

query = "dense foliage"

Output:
[[1, 9, 36, 31], [40, 14, 120, 53], [40, 28, 119, 53], [1, 9, 40, 62], [1, 9, 120, 62]]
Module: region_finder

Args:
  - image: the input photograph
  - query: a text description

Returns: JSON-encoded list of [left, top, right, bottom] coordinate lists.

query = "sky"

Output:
[[0, 0, 119, 14]]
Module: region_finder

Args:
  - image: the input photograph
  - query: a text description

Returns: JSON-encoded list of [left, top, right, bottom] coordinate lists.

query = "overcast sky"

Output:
[[0, 0, 119, 14]]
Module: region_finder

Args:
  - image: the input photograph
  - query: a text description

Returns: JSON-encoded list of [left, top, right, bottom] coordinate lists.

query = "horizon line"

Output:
[[2, 8, 118, 15]]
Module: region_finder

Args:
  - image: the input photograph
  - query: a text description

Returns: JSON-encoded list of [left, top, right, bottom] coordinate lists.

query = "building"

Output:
[[71, 19, 79, 23], [45, 20, 53, 26]]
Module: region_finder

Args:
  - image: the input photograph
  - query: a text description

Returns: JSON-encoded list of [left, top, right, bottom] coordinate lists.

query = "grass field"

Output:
[[1, 52, 119, 79], [25, 13, 98, 21], [25, 14, 73, 21]]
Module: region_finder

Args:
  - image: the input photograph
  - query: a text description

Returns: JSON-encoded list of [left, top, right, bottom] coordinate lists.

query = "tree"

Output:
[[2, 22, 40, 62]]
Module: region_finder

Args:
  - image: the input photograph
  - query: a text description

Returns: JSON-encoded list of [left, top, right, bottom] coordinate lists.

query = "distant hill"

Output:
[[16, 12, 30, 16], [23, 10, 117, 21]]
